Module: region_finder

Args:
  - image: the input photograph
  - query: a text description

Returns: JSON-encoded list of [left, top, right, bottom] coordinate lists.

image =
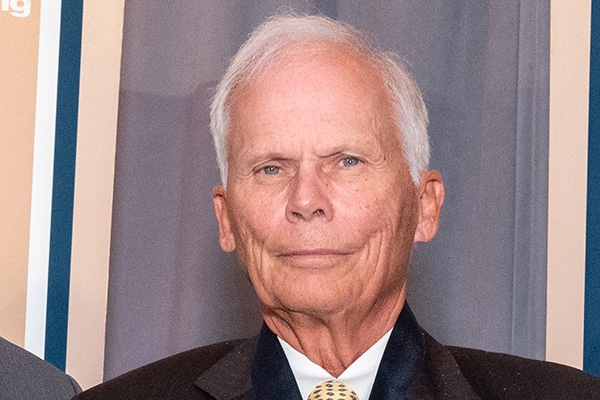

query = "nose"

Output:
[[285, 168, 332, 223]]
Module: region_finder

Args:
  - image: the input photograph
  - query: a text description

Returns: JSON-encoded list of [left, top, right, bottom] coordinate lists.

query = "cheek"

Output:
[[229, 192, 286, 256], [342, 187, 418, 247], [335, 185, 391, 228], [253, 197, 285, 230]]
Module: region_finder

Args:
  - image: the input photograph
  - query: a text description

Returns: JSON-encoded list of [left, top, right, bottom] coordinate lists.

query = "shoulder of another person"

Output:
[[0, 336, 81, 399], [448, 345, 600, 399], [73, 338, 252, 400]]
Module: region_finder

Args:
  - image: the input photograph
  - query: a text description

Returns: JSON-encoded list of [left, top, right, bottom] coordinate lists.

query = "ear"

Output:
[[413, 170, 445, 243], [213, 185, 236, 252]]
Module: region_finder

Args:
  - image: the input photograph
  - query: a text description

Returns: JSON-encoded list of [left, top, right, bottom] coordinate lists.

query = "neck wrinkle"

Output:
[[263, 289, 406, 377]]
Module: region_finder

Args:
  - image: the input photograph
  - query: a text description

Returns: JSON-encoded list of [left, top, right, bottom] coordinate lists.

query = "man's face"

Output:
[[214, 45, 440, 319]]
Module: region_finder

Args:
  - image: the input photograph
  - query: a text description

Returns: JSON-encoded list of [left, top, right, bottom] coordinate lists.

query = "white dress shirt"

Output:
[[279, 329, 393, 400]]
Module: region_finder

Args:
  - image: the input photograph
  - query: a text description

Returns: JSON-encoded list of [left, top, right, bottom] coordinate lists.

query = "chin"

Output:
[[255, 272, 358, 314], [274, 292, 351, 317]]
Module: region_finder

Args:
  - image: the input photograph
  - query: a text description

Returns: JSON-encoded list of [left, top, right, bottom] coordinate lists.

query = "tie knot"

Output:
[[307, 380, 359, 400]]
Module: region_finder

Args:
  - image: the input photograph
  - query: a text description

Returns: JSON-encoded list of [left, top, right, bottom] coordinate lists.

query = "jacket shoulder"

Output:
[[0, 337, 81, 399], [448, 345, 600, 399], [74, 339, 248, 400]]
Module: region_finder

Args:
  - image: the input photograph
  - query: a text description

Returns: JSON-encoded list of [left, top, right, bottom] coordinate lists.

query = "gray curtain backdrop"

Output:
[[104, 0, 549, 379]]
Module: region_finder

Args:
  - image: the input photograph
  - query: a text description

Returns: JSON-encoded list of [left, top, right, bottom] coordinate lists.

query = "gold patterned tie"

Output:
[[307, 380, 359, 400]]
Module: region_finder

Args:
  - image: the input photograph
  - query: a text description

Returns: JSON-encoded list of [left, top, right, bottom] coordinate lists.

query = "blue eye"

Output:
[[263, 165, 280, 175], [342, 156, 360, 167]]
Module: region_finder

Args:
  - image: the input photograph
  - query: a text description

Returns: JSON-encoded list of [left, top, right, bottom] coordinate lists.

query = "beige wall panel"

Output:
[[547, 0, 591, 368], [66, 0, 125, 390], [0, 0, 41, 347]]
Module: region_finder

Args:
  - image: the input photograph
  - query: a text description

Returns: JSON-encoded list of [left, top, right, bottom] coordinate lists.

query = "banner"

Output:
[[0, 0, 82, 371]]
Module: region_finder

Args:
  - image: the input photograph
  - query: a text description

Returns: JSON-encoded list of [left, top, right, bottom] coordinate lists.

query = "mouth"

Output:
[[274, 248, 355, 271], [277, 249, 351, 258]]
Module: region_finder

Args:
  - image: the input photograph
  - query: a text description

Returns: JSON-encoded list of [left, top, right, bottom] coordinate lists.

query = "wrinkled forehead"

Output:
[[223, 43, 406, 177]]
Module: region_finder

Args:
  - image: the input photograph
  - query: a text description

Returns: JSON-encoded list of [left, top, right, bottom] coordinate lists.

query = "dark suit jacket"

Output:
[[0, 336, 81, 400], [74, 311, 600, 400]]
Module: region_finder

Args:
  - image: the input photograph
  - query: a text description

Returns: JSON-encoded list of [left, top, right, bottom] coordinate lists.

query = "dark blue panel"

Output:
[[585, 0, 600, 377], [45, 0, 83, 371]]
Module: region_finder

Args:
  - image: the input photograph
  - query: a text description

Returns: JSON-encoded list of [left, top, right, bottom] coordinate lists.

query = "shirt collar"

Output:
[[279, 329, 392, 400]]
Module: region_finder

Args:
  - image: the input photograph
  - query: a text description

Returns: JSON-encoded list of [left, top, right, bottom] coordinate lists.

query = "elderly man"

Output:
[[75, 14, 600, 400]]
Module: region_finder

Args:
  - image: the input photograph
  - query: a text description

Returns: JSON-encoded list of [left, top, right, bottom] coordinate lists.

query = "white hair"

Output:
[[210, 14, 429, 185]]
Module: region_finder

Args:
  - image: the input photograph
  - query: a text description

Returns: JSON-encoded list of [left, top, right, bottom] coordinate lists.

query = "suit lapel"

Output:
[[370, 305, 481, 400], [194, 336, 257, 400], [369, 305, 425, 399], [194, 325, 302, 400], [251, 324, 303, 400], [407, 332, 482, 400]]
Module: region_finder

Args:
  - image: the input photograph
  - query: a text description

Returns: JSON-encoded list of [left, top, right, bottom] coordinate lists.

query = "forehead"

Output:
[[228, 42, 397, 144], [240, 42, 385, 101]]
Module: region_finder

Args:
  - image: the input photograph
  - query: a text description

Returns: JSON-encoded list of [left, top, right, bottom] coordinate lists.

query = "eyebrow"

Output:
[[243, 152, 293, 166]]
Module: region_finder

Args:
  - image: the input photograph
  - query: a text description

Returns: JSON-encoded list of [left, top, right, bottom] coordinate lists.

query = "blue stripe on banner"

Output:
[[44, 0, 83, 371], [584, 0, 600, 377]]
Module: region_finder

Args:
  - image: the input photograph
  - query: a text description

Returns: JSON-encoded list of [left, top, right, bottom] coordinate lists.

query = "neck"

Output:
[[264, 290, 406, 377]]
